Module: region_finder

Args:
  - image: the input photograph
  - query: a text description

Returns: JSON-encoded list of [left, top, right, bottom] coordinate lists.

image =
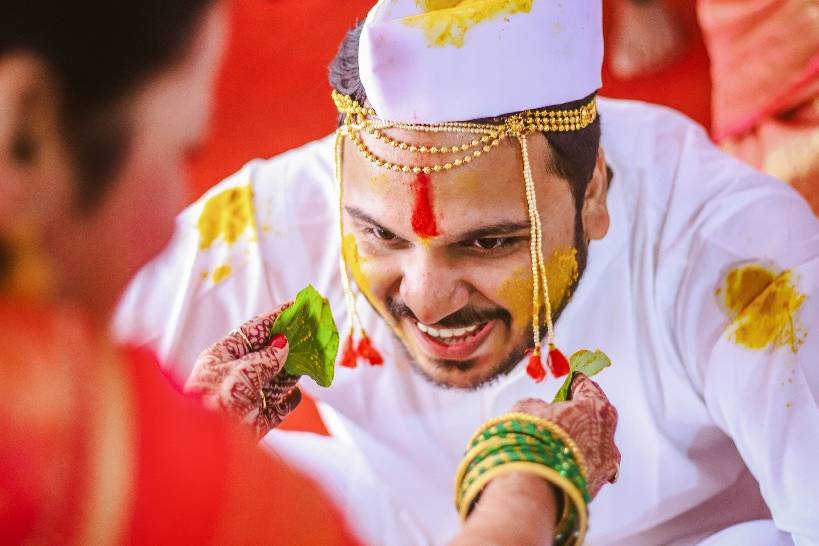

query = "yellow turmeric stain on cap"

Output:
[[197, 185, 256, 250], [418, 0, 463, 9], [407, 0, 534, 48], [716, 264, 807, 353], [211, 264, 232, 284]]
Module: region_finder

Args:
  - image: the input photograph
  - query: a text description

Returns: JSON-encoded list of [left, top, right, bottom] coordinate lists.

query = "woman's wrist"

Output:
[[462, 471, 558, 545], [481, 470, 560, 516]]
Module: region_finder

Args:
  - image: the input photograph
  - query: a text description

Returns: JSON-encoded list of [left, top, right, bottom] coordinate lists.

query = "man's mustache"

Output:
[[386, 297, 511, 329]]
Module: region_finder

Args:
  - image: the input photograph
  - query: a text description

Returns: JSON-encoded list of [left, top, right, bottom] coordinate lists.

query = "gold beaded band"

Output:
[[333, 90, 597, 176], [332, 90, 597, 138]]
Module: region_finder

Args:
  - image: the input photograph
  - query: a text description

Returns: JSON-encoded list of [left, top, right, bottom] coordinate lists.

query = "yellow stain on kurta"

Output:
[[197, 185, 256, 250], [406, 0, 534, 48], [716, 264, 807, 353], [211, 264, 232, 284]]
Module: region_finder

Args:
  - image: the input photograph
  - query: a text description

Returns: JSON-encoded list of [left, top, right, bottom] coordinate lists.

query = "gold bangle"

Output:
[[458, 461, 588, 545], [453, 434, 545, 502], [455, 444, 560, 502], [456, 443, 556, 509], [466, 413, 589, 480]]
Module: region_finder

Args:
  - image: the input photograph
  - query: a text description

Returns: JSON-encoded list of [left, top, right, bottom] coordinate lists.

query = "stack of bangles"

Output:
[[454, 412, 590, 545]]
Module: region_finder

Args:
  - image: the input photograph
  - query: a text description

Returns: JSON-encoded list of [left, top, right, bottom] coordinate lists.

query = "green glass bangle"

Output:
[[465, 414, 589, 481], [471, 420, 589, 490], [461, 446, 587, 505], [463, 428, 590, 504]]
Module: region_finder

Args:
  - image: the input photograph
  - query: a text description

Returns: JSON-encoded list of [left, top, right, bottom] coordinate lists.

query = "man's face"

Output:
[[341, 128, 608, 389]]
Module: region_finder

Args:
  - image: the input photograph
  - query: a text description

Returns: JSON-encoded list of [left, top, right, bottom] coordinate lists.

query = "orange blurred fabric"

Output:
[[0, 301, 360, 545], [699, 0, 819, 214]]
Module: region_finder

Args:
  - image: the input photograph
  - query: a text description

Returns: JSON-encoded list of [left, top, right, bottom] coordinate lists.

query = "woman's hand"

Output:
[[185, 305, 301, 439], [512, 373, 620, 498]]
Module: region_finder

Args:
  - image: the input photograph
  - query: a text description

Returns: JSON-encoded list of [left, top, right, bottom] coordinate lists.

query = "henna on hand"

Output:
[[186, 305, 302, 439], [511, 373, 620, 498]]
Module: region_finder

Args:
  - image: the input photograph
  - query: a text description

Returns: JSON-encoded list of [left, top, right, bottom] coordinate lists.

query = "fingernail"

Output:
[[288, 387, 302, 408], [269, 334, 287, 349]]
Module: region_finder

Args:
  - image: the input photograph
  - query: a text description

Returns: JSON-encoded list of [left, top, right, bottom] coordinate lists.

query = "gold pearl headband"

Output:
[[333, 91, 596, 378]]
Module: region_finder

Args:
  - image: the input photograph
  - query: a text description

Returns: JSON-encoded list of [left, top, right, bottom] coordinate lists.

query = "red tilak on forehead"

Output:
[[411, 172, 439, 238]]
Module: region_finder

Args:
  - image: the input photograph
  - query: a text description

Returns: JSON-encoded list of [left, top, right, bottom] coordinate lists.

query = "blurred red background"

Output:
[[186, 0, 712, 434]]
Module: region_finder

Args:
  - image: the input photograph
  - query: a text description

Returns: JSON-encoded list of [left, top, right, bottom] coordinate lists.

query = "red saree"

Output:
[[0, 301, 359, 545]]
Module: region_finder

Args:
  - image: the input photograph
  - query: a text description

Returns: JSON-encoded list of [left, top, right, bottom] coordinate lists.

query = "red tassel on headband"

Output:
[[526, 349, 547, 382], [357, 334, 384, 366]]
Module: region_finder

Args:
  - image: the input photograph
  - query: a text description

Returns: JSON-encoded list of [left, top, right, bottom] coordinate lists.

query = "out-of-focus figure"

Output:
[[0, 2, 358, 544], [609, 0, 687, 79], [700, 0, 819, 215]]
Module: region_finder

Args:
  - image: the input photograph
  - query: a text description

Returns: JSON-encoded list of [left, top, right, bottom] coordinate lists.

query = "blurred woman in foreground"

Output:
[[699, 0, 819, 215], [0, 2, 357, 543]]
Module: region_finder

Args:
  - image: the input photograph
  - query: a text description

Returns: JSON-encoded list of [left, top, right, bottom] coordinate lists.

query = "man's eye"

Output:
[[369, 227, 397, 241], [473, 237, 506, 250]]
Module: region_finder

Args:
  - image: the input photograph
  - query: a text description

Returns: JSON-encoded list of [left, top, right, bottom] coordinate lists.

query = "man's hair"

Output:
[[0, 1, 213, 211], [328, 21, 602, 209]]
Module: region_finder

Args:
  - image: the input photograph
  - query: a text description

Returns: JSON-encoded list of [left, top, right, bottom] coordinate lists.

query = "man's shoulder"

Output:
[[598, 97, 817, 257], [598, 98, 804, 213], [598, 97, 715, 176], [181, 133, 337, 223], [247, 133, 337, 194]]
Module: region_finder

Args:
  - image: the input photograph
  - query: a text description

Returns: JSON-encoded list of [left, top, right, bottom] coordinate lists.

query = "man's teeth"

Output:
[[416, 322, 480, 340]]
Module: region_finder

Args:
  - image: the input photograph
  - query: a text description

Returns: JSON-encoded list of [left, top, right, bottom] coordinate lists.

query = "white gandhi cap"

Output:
[[358, 0, 603, 124]]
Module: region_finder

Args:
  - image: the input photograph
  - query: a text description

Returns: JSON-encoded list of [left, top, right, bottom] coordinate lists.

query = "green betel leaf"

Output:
[[269, 285, 339, 388], [552, 349, 612, 403], [552, 375, 574, 403], [569, 349, 612, 377]]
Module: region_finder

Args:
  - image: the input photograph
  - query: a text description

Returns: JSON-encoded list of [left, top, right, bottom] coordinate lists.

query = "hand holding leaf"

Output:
[[186, 285, 339, 439], [552, 350, 612, 403]]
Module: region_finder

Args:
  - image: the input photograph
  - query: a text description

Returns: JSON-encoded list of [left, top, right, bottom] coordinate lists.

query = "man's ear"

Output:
[[0, 54, 69, 230], [581, 146, 610, 241]]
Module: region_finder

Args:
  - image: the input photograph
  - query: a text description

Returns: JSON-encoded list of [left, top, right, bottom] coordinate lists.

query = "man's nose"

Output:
[[399, 253, 469, 326]]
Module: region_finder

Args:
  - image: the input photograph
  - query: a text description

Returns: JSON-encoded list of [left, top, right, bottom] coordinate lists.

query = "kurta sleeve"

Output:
[[675, 173, 819, 544], [113, 137, 342, 385]]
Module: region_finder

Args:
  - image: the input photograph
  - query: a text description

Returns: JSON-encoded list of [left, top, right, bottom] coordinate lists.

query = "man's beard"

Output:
[[378, 222, 589, 391]]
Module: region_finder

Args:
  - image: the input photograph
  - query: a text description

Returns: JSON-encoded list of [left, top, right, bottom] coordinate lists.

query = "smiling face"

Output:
[[341, 127, 610, 389]]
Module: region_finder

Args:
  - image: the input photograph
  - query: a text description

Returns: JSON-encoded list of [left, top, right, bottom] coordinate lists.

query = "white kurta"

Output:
[[115, 99, 819, 546]]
